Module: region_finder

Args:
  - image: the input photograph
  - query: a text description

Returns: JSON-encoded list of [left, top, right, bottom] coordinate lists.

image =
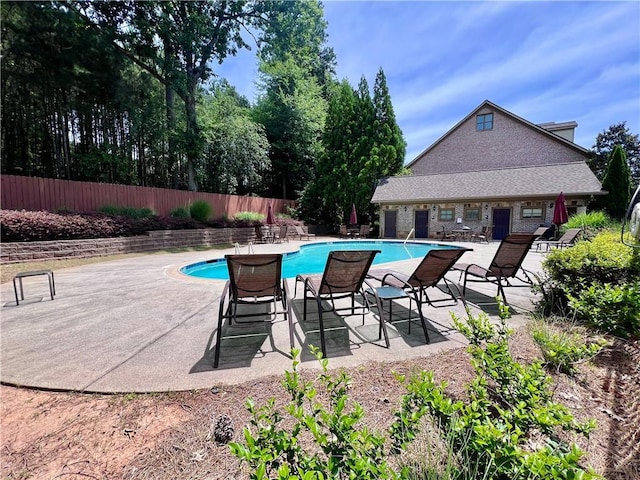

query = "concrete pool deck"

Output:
[[0, 238, 547, 393]]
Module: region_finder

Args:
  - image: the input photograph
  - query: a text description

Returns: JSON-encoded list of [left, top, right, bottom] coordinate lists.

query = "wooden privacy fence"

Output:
[[0, 175, 293, 218]]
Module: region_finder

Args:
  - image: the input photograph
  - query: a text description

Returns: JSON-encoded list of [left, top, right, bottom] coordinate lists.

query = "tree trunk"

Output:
[[185, 65, 199, 192]]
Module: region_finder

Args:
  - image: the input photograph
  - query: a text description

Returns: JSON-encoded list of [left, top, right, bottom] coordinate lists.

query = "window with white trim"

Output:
[[439, 208, 455, 221], [521, 207, 543, 219]]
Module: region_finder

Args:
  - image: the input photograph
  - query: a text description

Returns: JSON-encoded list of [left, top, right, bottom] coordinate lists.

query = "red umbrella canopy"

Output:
[[266, 203, 275, 225], [553, 192, 569, 226], [349, 204, 358, 226]]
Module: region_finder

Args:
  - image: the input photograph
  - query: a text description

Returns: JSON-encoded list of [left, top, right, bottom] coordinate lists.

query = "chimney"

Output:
[[537, 121, 578, 142]]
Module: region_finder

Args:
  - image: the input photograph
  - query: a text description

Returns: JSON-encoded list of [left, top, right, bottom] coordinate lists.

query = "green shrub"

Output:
[[530, 320, 608, 374], [233, 211, 264, 223], [562, 210, 613, 231], [170, 206, 190, 218], [569, 281, 640, 338], [543, 231, 638, 299], [97, 205, 155, 219], [392, 305, 599, 480], [231, 305, 600, 480], [230, 347, 404, 479], [189, 200, 212, 222]]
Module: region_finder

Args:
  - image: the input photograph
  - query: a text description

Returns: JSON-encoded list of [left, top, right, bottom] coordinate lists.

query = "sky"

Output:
[[216, 1, 640, 163]]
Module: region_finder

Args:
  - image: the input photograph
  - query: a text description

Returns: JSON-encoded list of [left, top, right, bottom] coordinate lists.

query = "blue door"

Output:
[[415, 211, 429, 238], [384, 210, 397, 238], [492, 208, 511, 240]]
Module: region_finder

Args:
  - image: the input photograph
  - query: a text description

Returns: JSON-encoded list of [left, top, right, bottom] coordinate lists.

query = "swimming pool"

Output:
[[181, 240, 455, 280]]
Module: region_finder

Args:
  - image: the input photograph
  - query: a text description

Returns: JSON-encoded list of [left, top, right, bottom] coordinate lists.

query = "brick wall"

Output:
[[410, 107, 587, 175]]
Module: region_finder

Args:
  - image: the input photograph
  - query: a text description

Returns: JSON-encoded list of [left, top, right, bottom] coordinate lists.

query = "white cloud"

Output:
[[216, 0, 640, 161]]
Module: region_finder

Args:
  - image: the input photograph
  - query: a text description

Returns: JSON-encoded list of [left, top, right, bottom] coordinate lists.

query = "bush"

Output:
[[230, 305, 600, 480], [230, 347, 404, 479], [0, 209, 203, 242], [563, 210, 613, 240], [569, 282, 640, 338], [395, 304, 599, 479], [189, 200, 212, 222], [542, 231, 637, 299], [530, 320, 607, 374], [0, 208, 305, 242], [170, 206, 190, 218], [97, 205, 155, 219], [0, 210, 126, 241], [233, 211, 264, 223]]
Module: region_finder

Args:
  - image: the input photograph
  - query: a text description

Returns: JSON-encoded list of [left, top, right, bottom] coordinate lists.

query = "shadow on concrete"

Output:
[[191, 304, 290, 372]]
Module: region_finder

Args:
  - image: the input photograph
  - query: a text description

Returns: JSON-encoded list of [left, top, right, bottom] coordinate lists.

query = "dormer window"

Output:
[[476, 113, 493, 131]]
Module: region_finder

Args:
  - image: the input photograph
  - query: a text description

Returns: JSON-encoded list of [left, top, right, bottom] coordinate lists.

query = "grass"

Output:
[[0, 244, 231, 284]]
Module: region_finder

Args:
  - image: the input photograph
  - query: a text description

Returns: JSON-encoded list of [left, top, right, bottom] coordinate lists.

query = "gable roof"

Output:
[[371, 162, 604, 204], [406, 100, 590, 169]]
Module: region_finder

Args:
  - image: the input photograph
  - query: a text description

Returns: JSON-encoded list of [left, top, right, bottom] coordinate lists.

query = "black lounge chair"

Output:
[[451, 234, 538, 305], [535, 228, 581, 252], [214, 254, 293, 368], [367, 247, 471, 343], [295, 250, 380, 357]]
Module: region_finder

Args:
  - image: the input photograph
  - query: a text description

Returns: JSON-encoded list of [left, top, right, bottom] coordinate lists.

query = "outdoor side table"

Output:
[[13, 270, 55, 305], [365, 285, 409, 347]]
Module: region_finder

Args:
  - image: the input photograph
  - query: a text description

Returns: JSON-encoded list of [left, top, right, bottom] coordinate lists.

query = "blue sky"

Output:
[[216, 1, 640, 162]]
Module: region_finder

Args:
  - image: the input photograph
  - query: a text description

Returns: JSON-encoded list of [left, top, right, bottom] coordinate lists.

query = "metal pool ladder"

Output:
[[234, 241, 255, 254]]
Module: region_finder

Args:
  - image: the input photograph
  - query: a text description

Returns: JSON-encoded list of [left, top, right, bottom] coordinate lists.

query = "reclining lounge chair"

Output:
[[451, 234, 538, 305]]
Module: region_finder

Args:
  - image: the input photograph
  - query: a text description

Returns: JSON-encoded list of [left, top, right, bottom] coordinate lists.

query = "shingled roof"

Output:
[[371, 162, 605, 204]]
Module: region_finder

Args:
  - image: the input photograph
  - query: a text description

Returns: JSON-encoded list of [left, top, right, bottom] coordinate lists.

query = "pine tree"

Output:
[[372, 67, 406, 176], [598, 145, 632, 219]]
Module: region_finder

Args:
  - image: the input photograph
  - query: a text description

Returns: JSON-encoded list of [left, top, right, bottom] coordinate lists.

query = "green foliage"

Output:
[[588, 122, 639, 187], [98, 205, 155, 219], [234, 211, 264, 223], [530, 321, 607, 374], [199, 81, 271, 196], [569, 281, 640, 338], [254, 57, 327, 200], [189, 200, 212, 222], [258, 0, 336, 92], [563, 210, 612, 240], [393, 305, 599, 480], [593, 145, 632, 219], [230, 347, 404, 479], [299, 70, 406, 228], [170, 206, 190, 218], [231, 306, 600, 480], [542, 231, 638, 300]]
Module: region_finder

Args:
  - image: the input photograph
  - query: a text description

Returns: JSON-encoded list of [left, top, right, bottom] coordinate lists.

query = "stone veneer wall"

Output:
[[0, 228, 292, 264], [385, 201, 588, 239]]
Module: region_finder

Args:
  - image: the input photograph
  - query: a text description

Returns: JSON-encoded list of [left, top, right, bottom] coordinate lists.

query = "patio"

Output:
[[0, 238, 546, 393]]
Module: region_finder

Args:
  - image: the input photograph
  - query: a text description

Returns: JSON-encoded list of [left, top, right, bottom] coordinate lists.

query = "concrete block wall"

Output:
[[0, 228, 260, 264]]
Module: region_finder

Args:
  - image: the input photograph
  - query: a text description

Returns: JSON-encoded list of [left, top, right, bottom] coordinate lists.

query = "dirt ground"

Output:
[[2, 329, 639, 480]]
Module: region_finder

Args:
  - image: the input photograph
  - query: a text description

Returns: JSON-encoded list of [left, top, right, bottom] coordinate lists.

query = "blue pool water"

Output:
[[181, 240, 454, 280]]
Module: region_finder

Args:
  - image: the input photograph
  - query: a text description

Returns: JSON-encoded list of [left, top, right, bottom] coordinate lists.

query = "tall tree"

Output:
[[595, 145, 632, 219], [588, 122, 639, 188], [253, 59, 326, 199], [299, 71, 406, 227], [253, 0, 333, 199], [1, 1, 158, 185], [258, 0, 336, 94], [299, 80, 356, 225], [372, 68, 406, 176], [198, 82, 270, 195], [72, 0, 271, 191]]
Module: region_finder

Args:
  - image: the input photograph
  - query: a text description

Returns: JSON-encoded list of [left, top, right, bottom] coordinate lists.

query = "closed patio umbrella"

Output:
[[552, 192, 568, 239], [266, 203, 275, 225], [349, 203, 358, 226], [265, 203, 275, 241]]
